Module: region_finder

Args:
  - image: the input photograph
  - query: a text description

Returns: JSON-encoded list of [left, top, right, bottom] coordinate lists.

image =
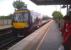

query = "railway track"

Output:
[[0, 28, 24, 50], [0, 37, 23, 50], [0, 27, 37, 50]]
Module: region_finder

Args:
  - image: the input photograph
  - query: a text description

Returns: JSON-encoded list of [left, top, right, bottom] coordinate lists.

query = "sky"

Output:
[[0, 0, 67, 18]]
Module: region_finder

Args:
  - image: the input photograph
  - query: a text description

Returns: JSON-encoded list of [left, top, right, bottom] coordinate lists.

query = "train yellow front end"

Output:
[[13, 22, 29, 29]]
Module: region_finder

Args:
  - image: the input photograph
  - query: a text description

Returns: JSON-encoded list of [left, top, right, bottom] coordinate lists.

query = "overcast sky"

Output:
[[0, 0, 67, 18]]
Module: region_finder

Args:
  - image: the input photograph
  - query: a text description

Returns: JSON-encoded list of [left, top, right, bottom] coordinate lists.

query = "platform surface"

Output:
[[0, 25, 12, 30]]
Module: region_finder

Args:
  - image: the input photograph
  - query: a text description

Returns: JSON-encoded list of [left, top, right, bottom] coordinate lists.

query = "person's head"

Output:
[[63, 15, 71, 22]]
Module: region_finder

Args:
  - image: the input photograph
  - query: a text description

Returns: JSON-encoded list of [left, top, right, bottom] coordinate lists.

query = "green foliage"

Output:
[[52, 11, 63, 20], [13, 1, 25, 9], [42, 16, 50, 20], [0, 16, 11, 19]]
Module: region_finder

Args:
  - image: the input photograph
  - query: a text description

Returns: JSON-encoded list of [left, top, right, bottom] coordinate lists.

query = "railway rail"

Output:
[[0, 28, 24, 50], [0, 31, 21, 50]]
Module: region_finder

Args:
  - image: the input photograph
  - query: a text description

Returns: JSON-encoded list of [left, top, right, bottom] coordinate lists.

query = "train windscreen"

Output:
[[13, 13, 29, 22]]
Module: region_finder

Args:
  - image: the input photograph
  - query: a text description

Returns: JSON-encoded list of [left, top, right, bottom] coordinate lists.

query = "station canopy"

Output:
[[31, 0, 71, 5]]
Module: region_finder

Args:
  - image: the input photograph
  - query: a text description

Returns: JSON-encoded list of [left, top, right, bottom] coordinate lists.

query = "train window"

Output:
[[13, 13, 29, 22], [14, 13, 21, 22], [23, 13, 29, 22]]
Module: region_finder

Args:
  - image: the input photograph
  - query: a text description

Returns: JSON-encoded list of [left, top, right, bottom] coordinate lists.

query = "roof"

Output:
[[31, 0, 71, 5]]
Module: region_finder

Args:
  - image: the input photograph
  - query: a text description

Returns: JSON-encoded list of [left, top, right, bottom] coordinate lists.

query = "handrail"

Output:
[[8, 20, 53, 50]]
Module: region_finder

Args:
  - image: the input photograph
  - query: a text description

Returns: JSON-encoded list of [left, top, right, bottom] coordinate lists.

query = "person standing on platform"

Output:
[[61, 13, 71, 50]]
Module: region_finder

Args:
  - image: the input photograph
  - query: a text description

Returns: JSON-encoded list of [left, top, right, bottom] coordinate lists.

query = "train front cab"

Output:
[[12, 10, 33, 37]]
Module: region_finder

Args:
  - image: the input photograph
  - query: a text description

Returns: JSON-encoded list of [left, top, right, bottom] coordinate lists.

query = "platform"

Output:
[[8, 20, 63, 50], [0, 25, 12, 30]]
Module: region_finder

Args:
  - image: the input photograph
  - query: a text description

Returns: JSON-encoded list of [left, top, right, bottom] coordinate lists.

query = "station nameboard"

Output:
[[31, 0, 71, 5]]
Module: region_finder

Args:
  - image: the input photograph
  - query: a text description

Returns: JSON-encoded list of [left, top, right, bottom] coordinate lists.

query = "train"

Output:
[[11, 8, 49, 37], [12, 9, 33, 37], [12, 9, 32, 28]]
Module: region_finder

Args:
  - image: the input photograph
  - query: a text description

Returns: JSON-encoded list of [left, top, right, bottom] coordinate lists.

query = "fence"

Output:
[[0, 19, 12, 26]]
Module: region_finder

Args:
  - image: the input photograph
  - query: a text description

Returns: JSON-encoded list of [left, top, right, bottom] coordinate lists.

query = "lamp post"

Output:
[[67, 4, 69, 15], [61, 4, 69, 14]]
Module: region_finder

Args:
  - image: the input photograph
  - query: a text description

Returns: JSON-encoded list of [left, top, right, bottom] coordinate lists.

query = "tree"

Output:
[[52, 11, 63, 20], [42, 16, 50, 20], [0, 16, 11, 19], [13, 1, 26, 9], [52, 11, 64, 28]]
